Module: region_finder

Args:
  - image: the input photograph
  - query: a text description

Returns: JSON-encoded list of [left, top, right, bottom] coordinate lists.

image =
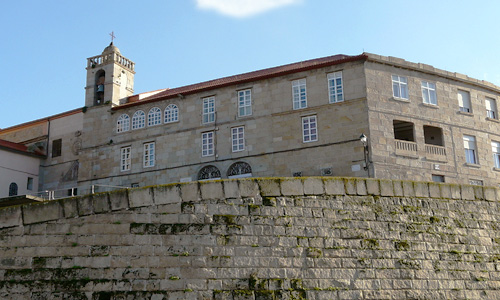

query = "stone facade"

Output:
[[2, 45, 500, 197], [78, 47, 500, 190], [1, 177, 500, 299], [0, 109, 82, 198]]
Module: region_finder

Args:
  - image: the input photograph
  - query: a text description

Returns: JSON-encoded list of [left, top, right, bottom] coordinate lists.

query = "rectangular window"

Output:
[[463, 135, 477, 164], [292, 79, 307, 109], [52, 139, 62, 158], [421, 81, 437, 105], [202, 131, 214, 157], [458, 90, 471, 113], [238, 90, 252, 117], [143, 142, 155, 168], [392, 75, 408, 99], [486, 97, 497, 119], [432, 175, 445, 183], [202, 96, 215, 124], [120, 146, 131, 172], [492, 141, 500, 169], [231, 126, 245, 152], [302, 115, 318, 143], [27, 177, 33, 190], [328, 71, 343, 103]]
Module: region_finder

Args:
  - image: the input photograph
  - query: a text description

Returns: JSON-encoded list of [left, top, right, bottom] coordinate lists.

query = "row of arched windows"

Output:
[[117, 104, 179, 133], [198, 162, 252, 180]]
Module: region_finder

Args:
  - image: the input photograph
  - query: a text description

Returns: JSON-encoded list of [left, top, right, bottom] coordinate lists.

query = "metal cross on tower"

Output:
[[109, 31, 116, 43]]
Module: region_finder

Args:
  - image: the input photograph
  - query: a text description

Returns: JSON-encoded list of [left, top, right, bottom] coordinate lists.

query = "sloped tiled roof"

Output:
[[113, 53, 368, 110], [0, 139, 45, 157]]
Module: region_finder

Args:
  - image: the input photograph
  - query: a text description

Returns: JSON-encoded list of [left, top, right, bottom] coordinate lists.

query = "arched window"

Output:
[[94, 70, 105, 105], [9, 183, 18, 196], [117, 114, 130, 133], [132, 110, 145, 130], [165, 104, 179, 123], [227, 162, 252, 178], [198, 165, 221, 181], [148, 107, 162, 127]]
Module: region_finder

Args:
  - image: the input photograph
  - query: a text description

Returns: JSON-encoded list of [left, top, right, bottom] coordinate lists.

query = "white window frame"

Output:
[[302, 115, 318, 143], [238, 89, 252, 117], [202, 97, 215, 124], [132, 110, 145, 130], [458, 90, 471, 113], [292, 79, 307, 109], [463, 135, 478, 164], [143, 142, 155, 168], [421, 81, 437, 105], [486, 97, 497, 119], [328, 71, 343, 103], [148, 107, 162, 127], [492, 141, 500, 169], [202, 131, 214, 157], [392, 75, 408, 100], [120, 146, 131, 172], [165, 104, 179, 123], [231, 126, 245, 152], [117, 114, 130, 133]]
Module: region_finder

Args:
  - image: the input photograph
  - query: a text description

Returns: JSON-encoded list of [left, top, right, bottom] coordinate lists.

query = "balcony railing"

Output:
[[425, 144, 447, 162], [87, 53, 135, 71], [395, 140, 418, 157]]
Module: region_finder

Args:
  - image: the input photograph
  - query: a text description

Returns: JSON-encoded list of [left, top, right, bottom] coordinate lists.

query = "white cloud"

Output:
[[196, 0, 301, 18]]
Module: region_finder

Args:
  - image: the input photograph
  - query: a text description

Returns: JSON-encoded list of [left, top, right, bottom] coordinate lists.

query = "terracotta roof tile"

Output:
[[0, 139, 45, 157], [113, 53, 368, 110]]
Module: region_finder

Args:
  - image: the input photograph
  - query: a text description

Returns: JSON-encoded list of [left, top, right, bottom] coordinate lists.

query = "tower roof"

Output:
[[102, 42, 120, 55]]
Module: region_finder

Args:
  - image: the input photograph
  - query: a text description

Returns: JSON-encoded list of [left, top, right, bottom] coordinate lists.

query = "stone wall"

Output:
[[1, 177, 500, 299]]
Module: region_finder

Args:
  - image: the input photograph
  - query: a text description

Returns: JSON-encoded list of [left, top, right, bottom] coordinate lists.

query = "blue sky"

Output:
[[1, 0, 499, 129]]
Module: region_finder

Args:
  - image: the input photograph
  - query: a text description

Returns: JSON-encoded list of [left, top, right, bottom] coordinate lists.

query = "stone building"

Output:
[[0, 109, 83, 198], [2, 43, 500, 197]]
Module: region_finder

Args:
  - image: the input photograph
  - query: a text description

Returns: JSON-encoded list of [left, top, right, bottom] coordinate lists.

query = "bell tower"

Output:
[[85, 43, 135, 107]]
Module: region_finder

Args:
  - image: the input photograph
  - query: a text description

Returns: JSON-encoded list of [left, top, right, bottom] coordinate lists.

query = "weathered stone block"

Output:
[[258, 179, 281, 196], [355, 179, 367, 195], [380, 180, 394, 196], [393, 181, 404, 196], [474, 186, 484, 200], [344, 178, 356, 195], [62, 197, 78, 218], [239, 179, 259, 198], [281, 178, 304, 196], [428, 183, 440, 198], [365, 179, 380, 195], [180, 182, 200, 202], [323, 178, 345, 195], [78, 195, 93, 215], [450, 185, 461, 199], [414, 182, 429, 198], [154, 185, 181, 205], [128, 187, 154, 208], [109, 189, 129, 211], [223, 180, 240, 199], [23, 201, 63, 225], [484, 187, 497, 201], [200, 181, 224, 200], [440, 184, 451, 199], [303, 178, 324, 195], [402, 181, 415, 197], [92, 193, 110, 213], [0, 206, 22, 228], [461, 185, 475, 200]]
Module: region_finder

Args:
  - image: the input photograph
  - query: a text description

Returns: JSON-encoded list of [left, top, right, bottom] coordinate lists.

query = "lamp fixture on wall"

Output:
[[360, 134, 370, 174]]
